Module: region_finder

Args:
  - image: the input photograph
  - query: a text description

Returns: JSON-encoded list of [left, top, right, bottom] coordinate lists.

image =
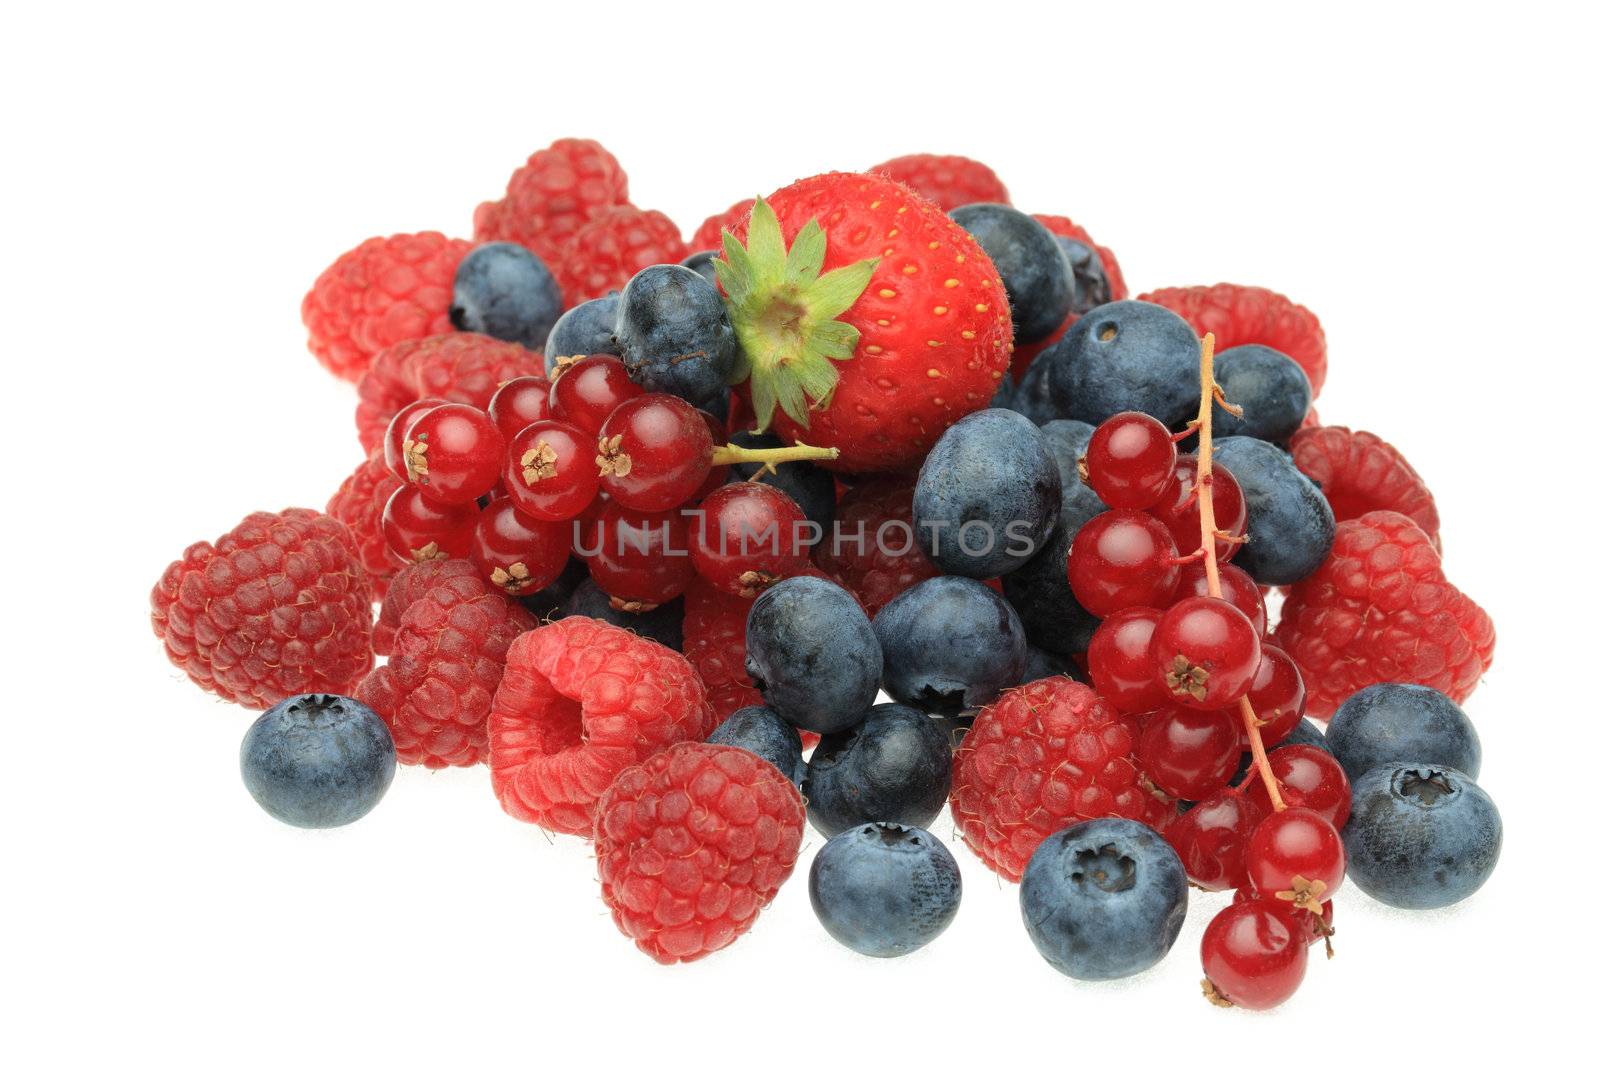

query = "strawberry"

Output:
[[716, 173, 1013, 472]]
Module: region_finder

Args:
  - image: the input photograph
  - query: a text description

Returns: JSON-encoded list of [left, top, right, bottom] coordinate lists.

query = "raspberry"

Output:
[[326, 448, 405, 600], [1013, 215, 1129, 380], [1138, 283, 1328, 396], [302, 232, 474, 383], [690, 198, 755, 251], [1277, 511, 1494, 719], [594, 741, 804, 963], [372, 558, 474, 657], [683, 579, 761, 727], [473, 138, 630, 263], [869, 154, 1010, 212], [949, 676, 1176, 881], [1290, 425, 1441, 548], [355, 333, 541, 453], [355, 564, 531, 767], [488, 617, 711, 835], [151, 509, 374, 710], [816, 477, 940, 618], [553, 206, 689, 306]]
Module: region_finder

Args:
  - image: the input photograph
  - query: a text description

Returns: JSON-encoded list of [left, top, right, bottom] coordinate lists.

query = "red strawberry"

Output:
[[718, 174, 1013, 472]]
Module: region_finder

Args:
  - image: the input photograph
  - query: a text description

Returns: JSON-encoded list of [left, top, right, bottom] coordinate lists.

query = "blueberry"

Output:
[[728, 429, 836, 530], [562, 578, 684, 651], [680, 248, 721, 284], [809, 823, 962, 957], [1212, 344, 1312, 443], [1002, 352, 1067, 424], [1037, 419, 1104, 523], [614, 264, 738, 407], [448, 242, 563, 350], [989, 372, 1017, 411], [912, 408, 1062, 578], [1343, 764, 1502, 909], [874, 577, 1027, 714], [708, 704, 804, 785], [745, 576, 882, 734], [240, 694, 396, 829], [1276, 718, 1332, 755], [544, 292, 621, 376], [1212, 437, 1336, 585], [1021, 644, 1080, 684], [1000, 475, 1105, 658], [1327, 683, 1482, 785], [1052, 301, 1202, 428], [1019, 818, 1188, 981], [1055, 236, 1112, 314], [803, 703, 953, 837], [949, 204, 1074, 343], [516, 554, 589, 620]]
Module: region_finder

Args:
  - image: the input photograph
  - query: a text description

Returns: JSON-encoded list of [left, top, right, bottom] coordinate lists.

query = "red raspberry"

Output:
[[355, 333, 541, 453], [1013, 215, 1129, 379], [1277, 511, 1494, 719], [816, 477, 939, 618], [489, 617, 711, 835], [326, 448, 405, 600], [869, 154, 1010, 212], [151, 509, 374, 710], [683, 579, 761, 727], [1139, 283, 1328, 396], [302, 232, 474, 383], [594, 741, 804, 963], [1290, 425, 1441, 548], [691, 198, 755, 251], [355, 564, 531, 767], [554, 206, 689, 306], [372, 558, 474, 656], [949, 676, 1176, 881], [473, 138, 630, 263]]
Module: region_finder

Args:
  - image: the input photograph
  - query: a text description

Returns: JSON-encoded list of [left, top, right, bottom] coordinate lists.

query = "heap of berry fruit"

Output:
[[153, 142, 1502, 1008]]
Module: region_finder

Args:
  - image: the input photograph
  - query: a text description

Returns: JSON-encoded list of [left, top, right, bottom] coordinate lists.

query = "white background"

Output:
[[5, 2, 1595, 1062]]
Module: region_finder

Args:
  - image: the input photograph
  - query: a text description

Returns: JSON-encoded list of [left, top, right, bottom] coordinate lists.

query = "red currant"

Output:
[[1167, 789, 1265, 891], [549, 354, 644, 435], [1245, 744, 1351, 828], [1148, 456, 1247, 562], [596, 394, 715, 513], [1175, 560, 1266, 638], [469, 498, 571, 596], [1150, 596, 1262, 710], [579, 499, 695, 610], [1086, 607, 1167, 714], [502, 419, 599, 522], [1232, 887, 1335, 948], [1200, 900, 1309, 1010], [1247, 646, 1307, 747], [1245, 807, 1345, 906], [487, 375, 554, 440], [689, 482, 808, 597], [383, 396, 446, 481], [1067, 509, 1182, 618], [400, 402, 505, 505], [1137, 704, 1245, 801], [381, 484, 478, 565], [1082, 411, 1178, 509]]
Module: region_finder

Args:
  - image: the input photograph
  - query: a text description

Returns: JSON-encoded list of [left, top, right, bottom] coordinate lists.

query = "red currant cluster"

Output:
[[378, 354, 834, 610], [1077, 344, 1347, 1010]]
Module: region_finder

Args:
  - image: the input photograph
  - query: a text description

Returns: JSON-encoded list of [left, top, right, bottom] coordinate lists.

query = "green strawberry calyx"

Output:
[[714, 198, 879, 431]]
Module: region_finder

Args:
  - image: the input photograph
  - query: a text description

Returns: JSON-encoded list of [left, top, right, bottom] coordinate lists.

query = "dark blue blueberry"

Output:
[[708, 704, 804, 785], [949, 204, 1074, 343], [1052, 301, 1202, 428], [561, 578, 684, 651], [1002, 352, 1068, 424], [543, 292, 621, 376], [744, 576, 882, 734], [873, 577, 1027, 714], [516, 553, 588, 620], [450, 242, 562, 350], [1037, 419, 1104, 523], [989, 372, 1018, 411], [1000, 474, 1105, 658], [1212, 344, 1312, 443], [1019, 818, 1188, 981], [803, 703, 952, 837], [679, 248, 721, 284], [809, 823, 962, 957], [1343, 764, 1502, 909], [1213, 437, 1336, 585], [1021, 644, 1082, 684], [1327, 684, 1482, 785], [728, 429, 836, 530], [240, 694, 395, 829], [699, 389, 731, 426], [614, 264, 738, 407], [1055, 236, 1112, 314], [912, 409, 1062, 578], [1276, 717, 1332, 755]]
